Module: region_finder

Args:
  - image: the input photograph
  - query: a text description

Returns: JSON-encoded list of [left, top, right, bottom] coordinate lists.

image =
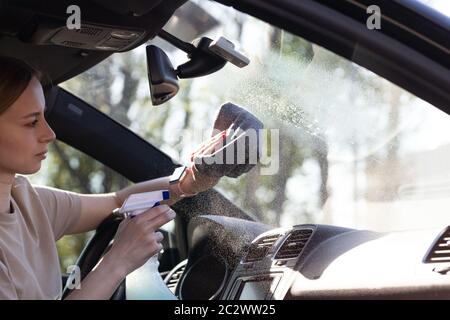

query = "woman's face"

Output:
[[0, 77, 56, 178]]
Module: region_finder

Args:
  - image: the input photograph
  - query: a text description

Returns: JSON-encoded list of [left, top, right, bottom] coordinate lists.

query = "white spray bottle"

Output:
[[114, 190, 178, 300]]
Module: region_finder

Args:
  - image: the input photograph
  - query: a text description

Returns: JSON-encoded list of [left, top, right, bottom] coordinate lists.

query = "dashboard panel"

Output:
[[170, 215, 450, 300]]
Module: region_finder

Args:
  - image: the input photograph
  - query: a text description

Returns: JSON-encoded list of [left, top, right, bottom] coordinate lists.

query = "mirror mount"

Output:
[[176, 37, 227, 79], [157, 30, 227, 78], [146, 30, 250, 105]]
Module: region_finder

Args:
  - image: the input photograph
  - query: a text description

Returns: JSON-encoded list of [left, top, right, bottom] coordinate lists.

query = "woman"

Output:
[[0, 56, 221, 299]]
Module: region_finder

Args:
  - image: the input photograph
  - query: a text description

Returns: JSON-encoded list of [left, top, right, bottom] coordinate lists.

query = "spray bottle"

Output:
[[114, 190, 178, 300]]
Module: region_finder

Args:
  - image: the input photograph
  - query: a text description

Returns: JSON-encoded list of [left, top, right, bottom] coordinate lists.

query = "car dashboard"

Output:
[[165, 215, 450, 300]]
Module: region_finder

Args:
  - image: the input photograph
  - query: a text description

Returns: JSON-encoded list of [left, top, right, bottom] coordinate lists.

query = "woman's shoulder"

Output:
[[13, 174, 33, 189], [11, 175, 44, 204], [12, 175, 49, 199], [13, 175, 59, 200]]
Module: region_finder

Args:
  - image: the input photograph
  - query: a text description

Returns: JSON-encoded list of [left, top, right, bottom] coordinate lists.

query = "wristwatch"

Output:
[[169, 166, 198, 198]]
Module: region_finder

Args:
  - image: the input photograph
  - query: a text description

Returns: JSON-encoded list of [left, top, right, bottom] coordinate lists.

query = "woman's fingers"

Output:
[[200, 135, 226, 156], [134, 205, 170, 221], [154, 231, 164, 243], [191, 130, 227, 161], [133, 205, 175, 231], [149, 209, 175, 231], [193, 130, 226, 155]]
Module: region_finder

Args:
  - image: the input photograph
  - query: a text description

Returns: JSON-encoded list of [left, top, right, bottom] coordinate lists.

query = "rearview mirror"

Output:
[[146, 45, 179, 106]]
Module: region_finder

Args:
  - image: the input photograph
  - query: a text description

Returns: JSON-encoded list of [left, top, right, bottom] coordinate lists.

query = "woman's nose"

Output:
[[39, 118, 56, 143]]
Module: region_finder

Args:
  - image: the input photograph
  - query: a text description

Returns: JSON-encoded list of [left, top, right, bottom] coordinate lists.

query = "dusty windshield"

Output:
[[60, 0, 450, 232]]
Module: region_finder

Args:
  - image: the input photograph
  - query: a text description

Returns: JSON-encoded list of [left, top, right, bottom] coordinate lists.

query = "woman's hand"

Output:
[[178, 165, 220, 196], [180, 130, 227, 195], [104, 205, 176, 276]]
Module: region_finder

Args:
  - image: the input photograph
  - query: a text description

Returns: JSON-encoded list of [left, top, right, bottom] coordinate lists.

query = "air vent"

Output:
[[164, 260, 187, 294], [275, 229, 313, 260], [424, 227, 450, 263], [243, 234, 281, 263]]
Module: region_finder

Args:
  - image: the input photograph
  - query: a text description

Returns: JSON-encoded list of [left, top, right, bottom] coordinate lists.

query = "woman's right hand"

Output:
[[105, 205, 176, 276]]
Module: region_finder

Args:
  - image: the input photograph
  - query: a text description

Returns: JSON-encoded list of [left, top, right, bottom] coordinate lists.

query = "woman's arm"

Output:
[[63, 251, 125, 300], [70, 168, 218, 234], [68, 132, 223, 234], [67, 176, 176, 234]]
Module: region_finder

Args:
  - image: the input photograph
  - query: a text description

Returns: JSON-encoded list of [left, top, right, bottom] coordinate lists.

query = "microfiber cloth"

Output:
[[194, 102, 264, 178]]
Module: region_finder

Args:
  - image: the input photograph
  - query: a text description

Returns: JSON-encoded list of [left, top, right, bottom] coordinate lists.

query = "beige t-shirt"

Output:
[[0, 175, 81, 299]]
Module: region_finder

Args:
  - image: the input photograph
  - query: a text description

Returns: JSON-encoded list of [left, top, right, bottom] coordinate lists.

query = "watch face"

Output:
[[170, 166, 186, 184]]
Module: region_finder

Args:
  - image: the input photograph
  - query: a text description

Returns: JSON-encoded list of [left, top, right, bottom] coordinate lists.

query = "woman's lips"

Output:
[[35, 151, 47, 159]]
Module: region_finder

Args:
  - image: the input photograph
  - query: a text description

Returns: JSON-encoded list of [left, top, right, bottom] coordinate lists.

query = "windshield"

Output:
[[60, 0, 450, 232]]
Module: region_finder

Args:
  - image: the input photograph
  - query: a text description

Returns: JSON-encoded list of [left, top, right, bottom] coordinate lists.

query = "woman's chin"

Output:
[[18, 164, 41, 175]]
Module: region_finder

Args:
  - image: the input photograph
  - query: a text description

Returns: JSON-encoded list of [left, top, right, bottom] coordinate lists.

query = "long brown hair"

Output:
[[0, 56, 41, 115]]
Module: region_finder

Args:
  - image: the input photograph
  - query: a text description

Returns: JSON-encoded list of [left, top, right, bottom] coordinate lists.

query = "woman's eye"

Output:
[[27, 119, 39, 127]]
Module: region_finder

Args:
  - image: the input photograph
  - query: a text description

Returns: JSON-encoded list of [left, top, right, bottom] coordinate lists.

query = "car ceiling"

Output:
[[0, 0, 187, 86]]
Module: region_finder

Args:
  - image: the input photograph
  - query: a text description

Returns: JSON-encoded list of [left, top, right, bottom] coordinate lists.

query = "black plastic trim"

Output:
[[45, 86, 178, 182]]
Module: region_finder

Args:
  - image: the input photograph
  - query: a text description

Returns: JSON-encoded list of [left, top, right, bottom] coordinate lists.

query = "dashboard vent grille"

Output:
[[424, 227, 450, 263], [243, 234, 281, 263], [275, 229, 313, 259], [164, 260, 187, 293]]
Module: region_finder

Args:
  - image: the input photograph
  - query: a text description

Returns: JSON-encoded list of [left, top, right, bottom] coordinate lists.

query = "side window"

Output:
[[28, 140, 131, 272]]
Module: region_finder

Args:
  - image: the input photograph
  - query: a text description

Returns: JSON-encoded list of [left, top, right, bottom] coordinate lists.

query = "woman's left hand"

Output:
[[177, 165, 219, 196], [180, 130, 227, 195]]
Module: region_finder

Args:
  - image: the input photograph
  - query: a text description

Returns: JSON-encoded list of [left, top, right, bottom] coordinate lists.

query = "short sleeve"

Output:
[[34, 185, 82, 240], [0, 261, 18, 299]]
